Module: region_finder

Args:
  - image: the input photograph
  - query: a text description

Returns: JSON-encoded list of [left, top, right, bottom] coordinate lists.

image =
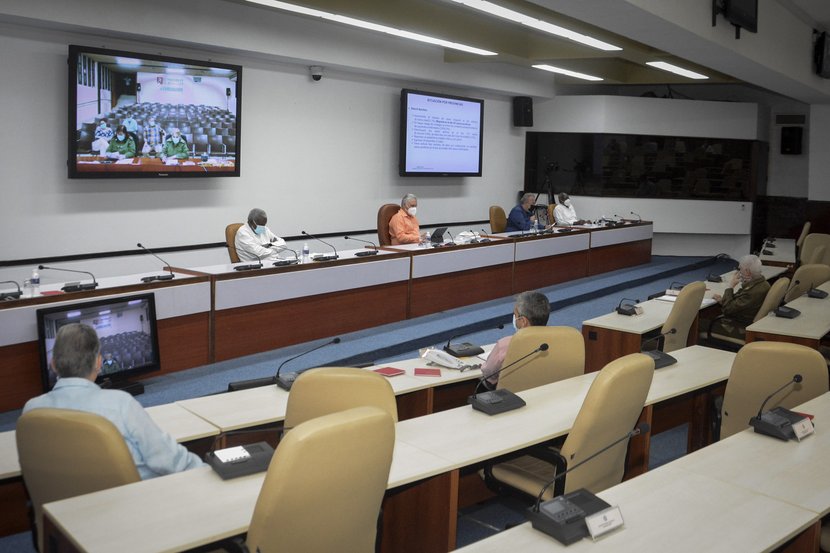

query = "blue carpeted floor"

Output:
[[0, 255, 734, 552]]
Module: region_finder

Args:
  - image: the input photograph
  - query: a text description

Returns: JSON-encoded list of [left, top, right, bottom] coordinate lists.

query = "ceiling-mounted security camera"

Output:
[[309, 65, 324, 82]]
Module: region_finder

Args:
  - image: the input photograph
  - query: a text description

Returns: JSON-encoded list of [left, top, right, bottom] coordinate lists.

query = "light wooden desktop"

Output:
[[759, 237, 796, 267], [39, 345, 735, 553], [746, 281, 830, 349]]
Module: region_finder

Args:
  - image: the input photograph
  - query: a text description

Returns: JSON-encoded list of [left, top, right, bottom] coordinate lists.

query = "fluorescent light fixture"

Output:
[[532, 64, 603, 81], [115, 57, 141, 67], [245, 0, 497, 56], [165, 67, 186, 75], [98, 310, 111, 316], [646, 61, 708, 80], [67, 311, 82, 318], [449, 0, 621, 51]]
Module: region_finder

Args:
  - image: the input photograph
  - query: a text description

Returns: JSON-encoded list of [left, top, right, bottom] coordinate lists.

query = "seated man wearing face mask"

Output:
[[480, 291, 550, 389], [389, 193, 427, 245], [161, 128, 189, 160], [234, 208, 287, 263], [708, 254, 770, 340], [552, 192, 587, 226]]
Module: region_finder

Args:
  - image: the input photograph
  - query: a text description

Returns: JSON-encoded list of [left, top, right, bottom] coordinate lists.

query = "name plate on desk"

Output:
[[585, 505, 624, 540], [793, 418, 815, 441]]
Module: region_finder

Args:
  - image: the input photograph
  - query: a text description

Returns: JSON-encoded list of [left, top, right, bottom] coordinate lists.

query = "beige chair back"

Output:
[[246, 406, 395, 553], [377, 204, 399, 246], [497, 326, 584, 393], [225, 223, 244, 263], [795, 221, 811, 248], [284, 367, 398, 431], [559, 353, 654, 494], [489, 205, 507, 233], [661, 280, 706, 352], [16, 409, 140, 552], [800, 232, 830, 266], [721, 342, 829, 439], [753, 277, 790, 322], [784, 264, 830, 303]]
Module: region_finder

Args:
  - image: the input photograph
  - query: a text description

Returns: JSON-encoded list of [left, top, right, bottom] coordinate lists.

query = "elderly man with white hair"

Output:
[[710, 254, 770, 340]]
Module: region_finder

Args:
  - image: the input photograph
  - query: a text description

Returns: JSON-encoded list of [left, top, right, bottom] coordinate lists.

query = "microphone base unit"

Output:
[[750, 407, 806, 441], [140, 274, 175, 283], [273, 259, 300, 267], [312, 255, 339, 262], [616, 306, 638, 316], [444, 342, 485, 358], [227, 376, 277, 392], [61, 282, 99, 292], [640, 350, 677, 369], [808, 288, 828, 299], [0, 291, 22, 301], [276, 373, 298, 391], [774, 306, 801, 319], [233, 264, 263, 271], [527, 489, 611, 545], [468, 389, 526, 415], [354, 250, 379, 257]]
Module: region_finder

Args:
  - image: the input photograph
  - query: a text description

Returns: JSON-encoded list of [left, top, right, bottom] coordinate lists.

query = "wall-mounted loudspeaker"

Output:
[[780, 127, 803, 155], [513, 96, 533, 127]]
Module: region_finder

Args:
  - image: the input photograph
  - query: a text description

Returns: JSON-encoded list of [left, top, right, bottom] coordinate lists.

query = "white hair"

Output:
[[401, 193, 417, 208], [739, 254, 762, 277]]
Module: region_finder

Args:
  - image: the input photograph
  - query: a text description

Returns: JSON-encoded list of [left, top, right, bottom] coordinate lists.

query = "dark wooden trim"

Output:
[[588, 239, 652, 275]]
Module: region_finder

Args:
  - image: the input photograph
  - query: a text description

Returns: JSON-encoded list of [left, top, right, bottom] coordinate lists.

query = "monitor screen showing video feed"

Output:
[[68, 45, 242, 179], [36, 293, 161, 391]]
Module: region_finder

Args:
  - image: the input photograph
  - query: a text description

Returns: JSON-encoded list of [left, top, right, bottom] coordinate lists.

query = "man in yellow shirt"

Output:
[[389, 193, 427, 245]]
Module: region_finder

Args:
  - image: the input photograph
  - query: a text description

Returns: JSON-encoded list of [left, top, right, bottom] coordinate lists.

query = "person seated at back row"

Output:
[[22, 323, 203, 480], [105, 125, 136, 160], [481, 291, 550, 388], [505, 193, 539, 233], [553, 193, 587, 226], [709, 254, 770, 340], [389, 193, 427, 245], [162, 128, 189, 161], [234, 208, 287, 263]]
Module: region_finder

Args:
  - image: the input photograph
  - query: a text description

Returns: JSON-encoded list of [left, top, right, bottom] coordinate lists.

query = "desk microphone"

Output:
[[137, 243, 175, 282], [446, 229, 457, 245], [749, 374, 804, 440], [526, 423, 649, 545], [640, 329, 677, 369], [630, 211, 642, 222], [301, 231, 339, 261], [344, 236, 379, 256], [615, 297, 640, 316], [276, 337, 341, 390], [444, 323, 504, 358], [800, 280, 829, 299], [478, 228, 492, 242], [233, 251, 264, 271], [271, 245, 300, 266], [38, 265, 99, 292], [468, 343, 548, 415], [0, 280, 22, 301], [466, 230, 481, 244]]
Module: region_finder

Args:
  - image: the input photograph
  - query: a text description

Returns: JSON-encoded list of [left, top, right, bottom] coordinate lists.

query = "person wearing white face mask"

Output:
[[161, 128, 189, 161], [234, 208, 287, 263], [389, 193, 427, 245], [480, 291, 550, 388], [708, 254, 769, 340], [552, 192, 587, 226], [105, 124, 136, 160]]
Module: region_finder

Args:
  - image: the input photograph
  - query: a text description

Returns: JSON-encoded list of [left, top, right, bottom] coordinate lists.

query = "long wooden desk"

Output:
[[38, 345, 733, 553], [760, 237, 797, 268], [746, 281, 830, 349]]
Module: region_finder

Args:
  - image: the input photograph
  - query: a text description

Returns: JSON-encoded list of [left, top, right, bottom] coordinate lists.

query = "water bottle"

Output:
[[30, 268, 40, 297], [302, 243, 310, 263]]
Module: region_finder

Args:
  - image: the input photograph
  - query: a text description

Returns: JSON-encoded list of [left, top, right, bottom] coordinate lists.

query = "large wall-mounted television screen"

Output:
[[36, 293, 162, 392], [399, 89, 483, 177], [68, 45, 242, 179]]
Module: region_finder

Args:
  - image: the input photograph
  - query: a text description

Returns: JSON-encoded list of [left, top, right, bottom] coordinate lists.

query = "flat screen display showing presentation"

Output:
[[399, 89, 483, 177], [36, 293, 162, 391], [68, 45, 242, 179]]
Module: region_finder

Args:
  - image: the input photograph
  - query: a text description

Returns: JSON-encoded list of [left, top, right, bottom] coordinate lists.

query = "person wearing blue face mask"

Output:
[[161, 128, 189, 161], [105, 125, 136, 159], [480, 291, 550, 388], [234, 208, 287, 263]]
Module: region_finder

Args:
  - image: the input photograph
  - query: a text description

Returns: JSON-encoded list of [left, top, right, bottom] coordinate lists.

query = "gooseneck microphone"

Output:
[[344, 236, 379, 257], [0, 280, 22, 301], [615, 297, 640, 316], [137, 243, 175, 282], [756, 374, 802, 419], [749, 374, 806, 440], [272, 245, 300, 266], [640, 328, 676, 350], [446, 229, 456, 245], [478, 228, 492, 242], [468, 343, 548, 415], [473, 343, 549, 395], [233, 250, 265, 271], [639, 328, 678, 369], [276, 337, 341, 390], [444, 323, 505, 358], [38, 265, 99, 292], [301, 231, 339, 261], [630, 211, 642, 222]]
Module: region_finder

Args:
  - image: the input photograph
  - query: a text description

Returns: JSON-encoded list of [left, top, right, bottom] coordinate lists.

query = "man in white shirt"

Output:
[[552, 193, 587, 226], [234, 208, 288, 263]]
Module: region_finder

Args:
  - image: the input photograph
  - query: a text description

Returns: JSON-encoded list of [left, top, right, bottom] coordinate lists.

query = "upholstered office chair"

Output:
[[661, 280, 706, 352], [16, 409, 140, 552], [796, 221, 811, 249], [283, 367, 398, 433], [225, 223, 244, 263], [489, 205, 507, 233], [377, 203, 399, 246], [707, 277, 790, 348], [497, 326, 584, 393], [245, 406, 395, 553], [720, 342, 829, 439], [485, 353, 654, 500], [784, 264, 830, 303], [799, 232, 830, 266]]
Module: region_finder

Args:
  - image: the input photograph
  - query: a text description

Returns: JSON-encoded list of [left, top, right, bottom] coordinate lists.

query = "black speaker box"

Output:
[[513, 96, 533, 127], [781, 127, 803, 155]]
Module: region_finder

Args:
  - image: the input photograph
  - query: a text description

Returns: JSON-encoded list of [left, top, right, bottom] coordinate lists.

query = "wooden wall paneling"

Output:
[[512, 250, 588, 293], [409, 264, 513, 318], [582, 325, 642, 373], [0, 342, 42, 412], [588, 239, 652, 275]]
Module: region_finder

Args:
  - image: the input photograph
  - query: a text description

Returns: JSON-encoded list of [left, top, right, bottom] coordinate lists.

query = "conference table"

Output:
[[39, 345, 735, 553], [759, 237, 797, 268], [746, 281, 830, 350], [457, 392, 830, 553]]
